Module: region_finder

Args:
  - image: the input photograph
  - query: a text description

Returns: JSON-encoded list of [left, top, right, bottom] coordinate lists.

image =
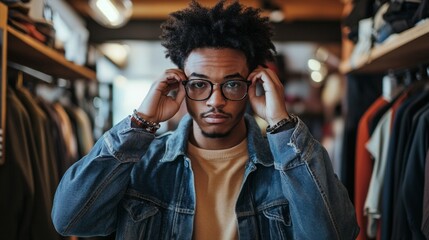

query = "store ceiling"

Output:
[[66, 0, 344, 21], [65, 0, 345, 43]]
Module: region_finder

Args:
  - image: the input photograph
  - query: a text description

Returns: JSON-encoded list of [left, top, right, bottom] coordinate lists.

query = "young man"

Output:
[[52, 1, 359, 239]]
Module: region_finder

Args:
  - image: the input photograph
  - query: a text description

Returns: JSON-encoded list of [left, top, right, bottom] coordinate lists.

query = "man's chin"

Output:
[[201, 130, 231, 139]]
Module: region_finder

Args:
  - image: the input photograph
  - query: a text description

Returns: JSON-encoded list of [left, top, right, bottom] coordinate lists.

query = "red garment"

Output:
[[356, 89, 410, 240], [354, 96, 389, 240], [21, 22, 46, 43], [422, 149, 429, 239]]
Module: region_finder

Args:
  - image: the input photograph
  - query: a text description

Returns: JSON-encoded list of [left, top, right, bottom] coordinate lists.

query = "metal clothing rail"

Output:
[[8, 61, 54, 85]]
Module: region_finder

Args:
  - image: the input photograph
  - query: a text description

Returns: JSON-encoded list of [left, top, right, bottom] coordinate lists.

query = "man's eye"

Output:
[[225, 80, 242, 88], [190, 80, 208, 89]]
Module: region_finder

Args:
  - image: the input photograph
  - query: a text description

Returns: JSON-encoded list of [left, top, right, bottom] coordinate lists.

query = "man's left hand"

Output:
[[248, 66, 290, 126]]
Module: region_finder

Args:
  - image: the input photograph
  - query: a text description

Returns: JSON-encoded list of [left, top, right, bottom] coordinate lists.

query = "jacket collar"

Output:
[[160, 113, 274, 166]]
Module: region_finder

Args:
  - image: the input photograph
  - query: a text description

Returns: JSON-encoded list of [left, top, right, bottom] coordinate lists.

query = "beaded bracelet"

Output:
[[266, 114, 297, 134], [131, 109, 160, 134]]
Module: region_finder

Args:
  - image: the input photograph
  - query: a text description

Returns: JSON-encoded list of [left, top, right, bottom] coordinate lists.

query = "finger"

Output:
[[248, 66, 273, 83], [249, 70, 272, 90], [174, 83, 186, 105], [174, 69, 188, 81], [248, 71, 264, 86], [164, 70, 182, 82], [247, 66, 264, 82], [264, 68, 283, 87], [161, 70, 187, 94], [248, 78, 258, 98], [162, 70, 187, 104], [256, 69, 282, 94], [248, 69, 284, 110], [167, 69, 186, 104]]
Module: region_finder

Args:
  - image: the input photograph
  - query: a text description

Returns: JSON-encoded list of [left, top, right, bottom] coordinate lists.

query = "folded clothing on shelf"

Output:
[[383, 1, 422, 34], [6, 4, 56, 47]]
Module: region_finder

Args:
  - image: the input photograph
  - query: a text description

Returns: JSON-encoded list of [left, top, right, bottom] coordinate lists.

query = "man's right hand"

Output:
[[136, 69, 187, 123]]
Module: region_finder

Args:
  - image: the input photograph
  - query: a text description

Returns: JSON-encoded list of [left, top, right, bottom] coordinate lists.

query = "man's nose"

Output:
[[206, 86, 226, 108]]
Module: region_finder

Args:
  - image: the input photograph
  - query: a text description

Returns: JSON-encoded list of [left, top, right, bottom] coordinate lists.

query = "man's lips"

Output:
[[203, 113, 229, 124]]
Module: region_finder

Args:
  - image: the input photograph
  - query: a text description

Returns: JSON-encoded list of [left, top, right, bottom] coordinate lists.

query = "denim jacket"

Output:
[[52, 114, 359, 239]]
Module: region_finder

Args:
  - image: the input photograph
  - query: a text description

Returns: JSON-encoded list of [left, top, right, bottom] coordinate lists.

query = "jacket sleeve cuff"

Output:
[[103, 116, 156, 163], [267, 117, 316, 169]]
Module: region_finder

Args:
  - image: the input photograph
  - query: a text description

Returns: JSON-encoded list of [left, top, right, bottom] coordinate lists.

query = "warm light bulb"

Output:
[[95, 0, 121, 24], [89, 0, 133, 28], [308, 59, 321, 71], [311, 71, 323, 82]]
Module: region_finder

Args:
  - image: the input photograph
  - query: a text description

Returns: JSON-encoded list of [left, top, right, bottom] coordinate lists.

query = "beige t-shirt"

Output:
[[187, 139, 248, 240]]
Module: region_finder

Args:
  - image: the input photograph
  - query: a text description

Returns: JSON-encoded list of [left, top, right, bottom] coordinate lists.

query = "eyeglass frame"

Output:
[[181, 79, 252, 101]]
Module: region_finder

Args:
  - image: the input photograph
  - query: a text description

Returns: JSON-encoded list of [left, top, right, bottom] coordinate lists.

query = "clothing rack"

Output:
[[2, 65, 97, 240], [340, 5, 429, 237], [0, 2, 96, 165]]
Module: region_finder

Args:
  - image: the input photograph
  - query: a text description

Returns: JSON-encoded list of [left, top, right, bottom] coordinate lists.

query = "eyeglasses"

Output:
[[182, 79, 251, 101]]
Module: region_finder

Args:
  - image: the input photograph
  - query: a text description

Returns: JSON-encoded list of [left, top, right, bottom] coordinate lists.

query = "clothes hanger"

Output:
[[16, 71, 23, 89], [383, 70, 405, 101]]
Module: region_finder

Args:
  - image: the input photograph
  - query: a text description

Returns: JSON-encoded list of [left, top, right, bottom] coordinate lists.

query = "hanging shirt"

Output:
[[365, 90, 409, 238], [392, 91, 429, 239], [402, 106, 429, 239], [354, 96, 389, 240]]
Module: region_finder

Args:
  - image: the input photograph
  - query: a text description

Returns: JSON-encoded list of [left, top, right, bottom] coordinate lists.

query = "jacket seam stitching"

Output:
[[64, 160, 123, 233], [305, 157, 341, 240]]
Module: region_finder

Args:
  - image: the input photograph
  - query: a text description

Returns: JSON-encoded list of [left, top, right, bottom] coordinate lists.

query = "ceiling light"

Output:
[[308, 59, 322, 71], [261, 0, 284, 22], [99, 42, 130, 68], [89, 0, 133, 28], [269, 10, 285, 23], [311, 71, 323, 83]]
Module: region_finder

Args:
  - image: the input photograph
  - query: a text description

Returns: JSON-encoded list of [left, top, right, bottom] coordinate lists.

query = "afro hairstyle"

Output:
[[160, 0, 276, 70]]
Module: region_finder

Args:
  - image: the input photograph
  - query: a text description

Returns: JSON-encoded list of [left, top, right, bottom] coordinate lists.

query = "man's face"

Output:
[[183, 48, 250, 140]]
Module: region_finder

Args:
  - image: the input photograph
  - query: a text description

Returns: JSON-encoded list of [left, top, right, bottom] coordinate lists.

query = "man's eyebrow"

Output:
[[224, 73, 246, 80], [189, 72, 209, 79], [188, 72, 246, 80]]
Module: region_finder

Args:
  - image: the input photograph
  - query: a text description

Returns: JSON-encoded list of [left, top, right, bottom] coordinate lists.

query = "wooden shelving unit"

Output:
[[0, 2, 96, 164], [0, 3, 7, 164], [7, 26, 96, 80], [340, 20, 429, 74]]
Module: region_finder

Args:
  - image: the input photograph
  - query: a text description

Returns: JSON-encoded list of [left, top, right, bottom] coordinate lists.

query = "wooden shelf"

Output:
[[7, 26, 96, 80], [340, 20, 429, 74]]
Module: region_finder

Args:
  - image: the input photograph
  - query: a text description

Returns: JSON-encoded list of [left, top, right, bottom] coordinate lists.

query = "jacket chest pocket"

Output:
[[117, 198, 162, 239], [257, 202, 292, 239]]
